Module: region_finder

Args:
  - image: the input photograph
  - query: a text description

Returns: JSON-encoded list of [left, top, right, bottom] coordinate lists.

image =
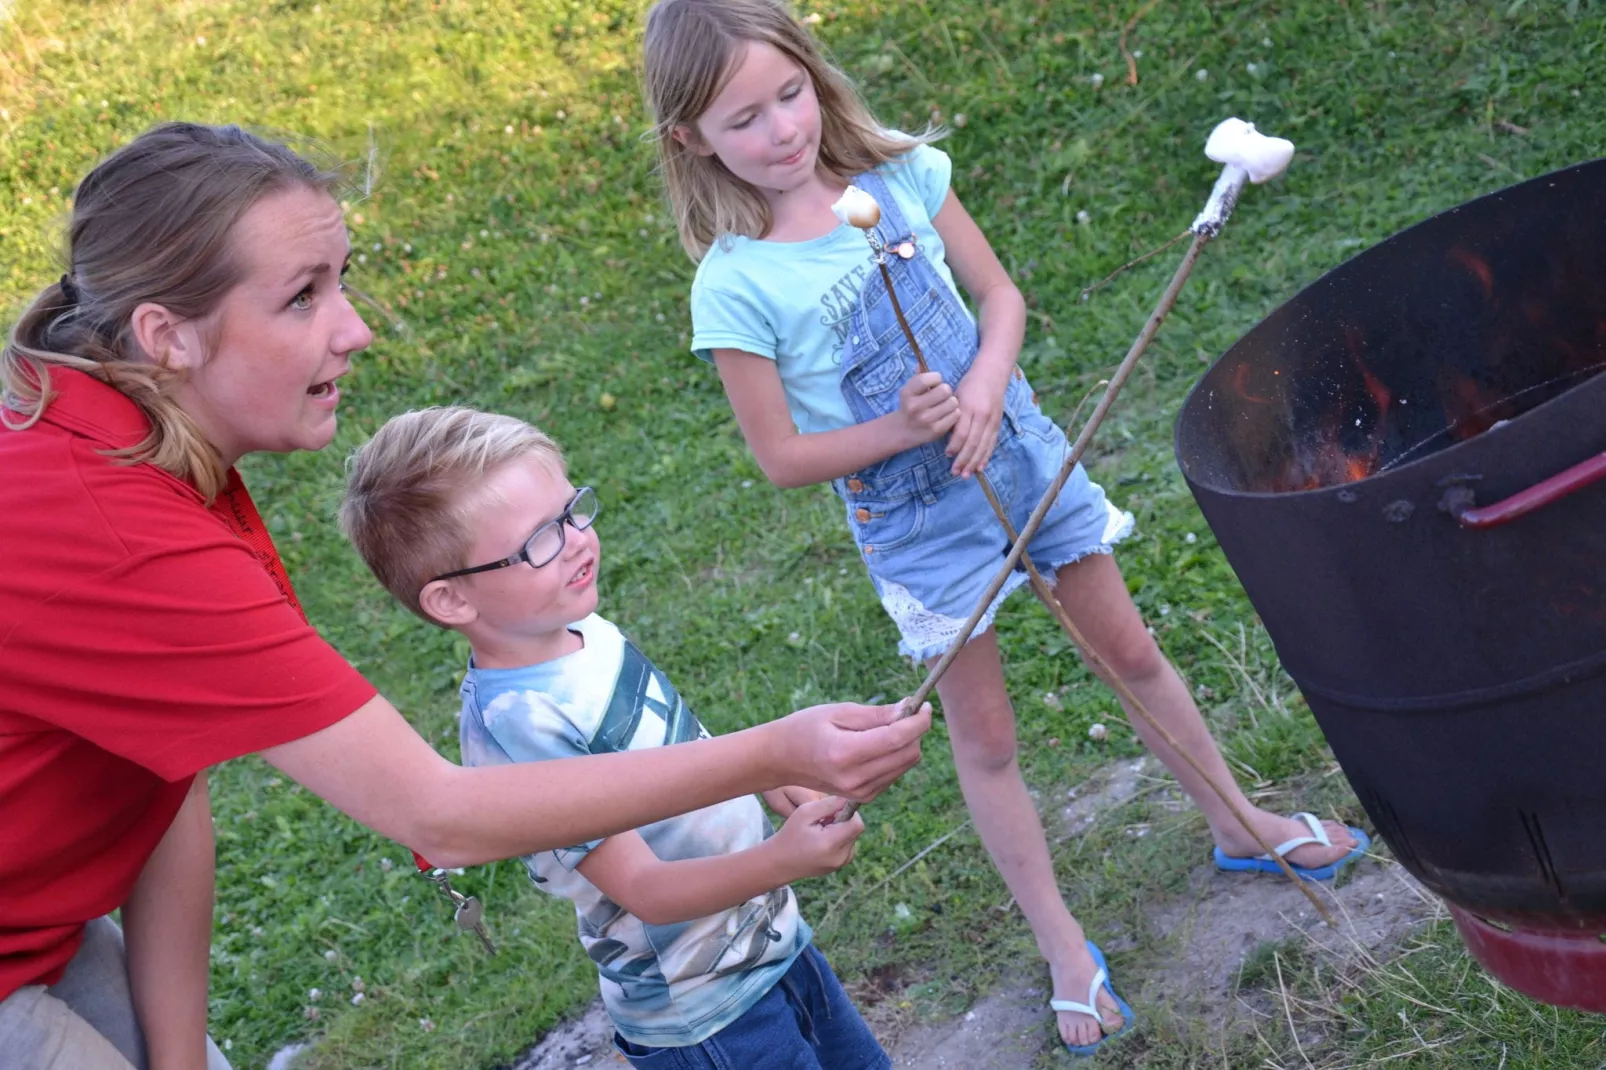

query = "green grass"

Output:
[[5, 0, 1605, 1066], [1220, 918, 1606, 1069]]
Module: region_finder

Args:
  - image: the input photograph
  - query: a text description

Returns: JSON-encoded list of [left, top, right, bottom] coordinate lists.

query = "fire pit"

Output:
[[1174, 158, 1606, 1012]]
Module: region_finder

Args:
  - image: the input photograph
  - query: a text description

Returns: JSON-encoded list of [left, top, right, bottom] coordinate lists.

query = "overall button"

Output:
[[864, 545, 875, 555], [855, 508, 871, 522], [847, 478, 866, 493]]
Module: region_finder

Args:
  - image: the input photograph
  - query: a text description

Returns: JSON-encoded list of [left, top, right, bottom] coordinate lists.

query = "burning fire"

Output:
[[1448, 245, 1494, 301], [1247, 329, 1393, 493], [1218, 243, 1606, 495]]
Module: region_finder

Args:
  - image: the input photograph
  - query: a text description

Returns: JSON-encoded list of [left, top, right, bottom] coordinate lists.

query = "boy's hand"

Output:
[[772, 795, 866, 878], [778, 700, 931, 801], [895, 371, 960, 446], [947, 364, 1011, 478], [763, 785, 826, 817]]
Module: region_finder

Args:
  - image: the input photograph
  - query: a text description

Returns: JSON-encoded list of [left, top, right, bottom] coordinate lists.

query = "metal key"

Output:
[[424, 870, 498, 956], [453, 894, 498, 956]]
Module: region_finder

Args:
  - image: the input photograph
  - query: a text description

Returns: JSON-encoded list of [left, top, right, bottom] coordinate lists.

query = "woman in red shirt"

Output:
[[0, 122, 930, 1070]]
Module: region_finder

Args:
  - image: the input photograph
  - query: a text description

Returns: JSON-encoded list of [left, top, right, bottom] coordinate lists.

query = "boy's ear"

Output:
[[670, 123, 716, 157], [129, 301, 205, 371], [419, 578, 477, 629]]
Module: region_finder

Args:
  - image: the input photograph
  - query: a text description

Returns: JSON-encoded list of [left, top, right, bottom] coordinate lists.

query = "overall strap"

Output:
[[852, 168, 913, 247]]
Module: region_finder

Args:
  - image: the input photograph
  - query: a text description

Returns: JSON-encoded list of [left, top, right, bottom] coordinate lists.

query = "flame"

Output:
[[1268, 435, 1382, 493], [1231, 362, 1275, 404], [1440, 369, 1505, 442], [1354, 354, 1391, 417], [1235, 228, 1606, 496], [1261, 326, 1390, 492], [1448, 246, 1494, 300], [1344, 324, 1392, 427]]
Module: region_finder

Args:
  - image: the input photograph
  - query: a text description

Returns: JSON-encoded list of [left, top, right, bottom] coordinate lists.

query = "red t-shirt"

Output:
[[0, 368, 377, 997]]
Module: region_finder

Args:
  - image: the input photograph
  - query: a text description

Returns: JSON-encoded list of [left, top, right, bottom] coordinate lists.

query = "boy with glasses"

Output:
[[339, 407, 893, 1069]]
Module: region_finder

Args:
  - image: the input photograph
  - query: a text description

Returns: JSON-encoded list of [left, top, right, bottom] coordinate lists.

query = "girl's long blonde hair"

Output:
[[1, 122, 341, 501], [643, 0, 939, 261]]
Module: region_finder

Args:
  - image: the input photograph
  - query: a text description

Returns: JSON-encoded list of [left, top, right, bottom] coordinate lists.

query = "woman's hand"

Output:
[[947, 363, 1011, 478], [895, 371, 961, 447], [777, 699, 931, 802]]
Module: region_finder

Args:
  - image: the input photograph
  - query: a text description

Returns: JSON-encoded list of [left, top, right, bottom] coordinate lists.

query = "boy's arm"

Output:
[[713, 350, 959, 489], [122, 773, 215, 1070], [576, 796, 864, 926]]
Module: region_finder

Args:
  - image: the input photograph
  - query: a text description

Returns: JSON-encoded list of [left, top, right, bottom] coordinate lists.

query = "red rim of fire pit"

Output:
[[1448, 904, 1606, 1014]]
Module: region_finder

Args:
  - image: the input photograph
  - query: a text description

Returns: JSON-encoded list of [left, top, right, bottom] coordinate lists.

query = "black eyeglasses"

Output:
[[432, 486, 599, 582]]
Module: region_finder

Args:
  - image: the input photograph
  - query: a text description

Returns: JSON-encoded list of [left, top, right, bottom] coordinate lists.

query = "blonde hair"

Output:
[[643, 0, 939, 261], [1, 122, 342, 501], [340, 406, 566, 624]]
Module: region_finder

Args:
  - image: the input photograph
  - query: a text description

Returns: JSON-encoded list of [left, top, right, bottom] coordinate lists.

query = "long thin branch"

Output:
[[976, 480, 1335, 925], [835, 237, 1335, 925]]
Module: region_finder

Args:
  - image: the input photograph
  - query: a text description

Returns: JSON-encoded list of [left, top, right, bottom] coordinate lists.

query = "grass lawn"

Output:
[[5, 1, 1606, 1066]]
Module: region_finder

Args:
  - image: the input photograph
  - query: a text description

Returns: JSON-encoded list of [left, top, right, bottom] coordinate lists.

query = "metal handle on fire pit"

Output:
[[1444, 452, 1606, 529]]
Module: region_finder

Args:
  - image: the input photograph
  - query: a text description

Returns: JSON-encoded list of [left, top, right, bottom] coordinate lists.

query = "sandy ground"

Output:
[[505, 757, 1438, 1070]]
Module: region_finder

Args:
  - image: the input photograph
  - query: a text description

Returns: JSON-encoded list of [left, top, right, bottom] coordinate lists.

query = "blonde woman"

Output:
[[0, 122, 930, 1070]]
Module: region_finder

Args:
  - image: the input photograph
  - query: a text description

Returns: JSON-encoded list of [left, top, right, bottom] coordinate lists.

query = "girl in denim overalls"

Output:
[[643, 0, 1365, 1053]]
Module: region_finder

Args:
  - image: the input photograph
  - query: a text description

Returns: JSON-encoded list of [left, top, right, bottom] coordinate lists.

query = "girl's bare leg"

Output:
[[934, 631, 1122, 1048], [1045, 553, 1357, 866]]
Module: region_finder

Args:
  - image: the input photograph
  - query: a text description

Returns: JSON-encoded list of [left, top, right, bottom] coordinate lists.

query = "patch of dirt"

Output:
[[1057, 756, 1159, 840], [882, 968, 1053, 1068], [503, 758, 1440, 1070], [1140, 853, 1439, 1015], [881, 758, 1440, 1067], [874, 757, 1166, 1069], [505, 1002, 619, 1069]]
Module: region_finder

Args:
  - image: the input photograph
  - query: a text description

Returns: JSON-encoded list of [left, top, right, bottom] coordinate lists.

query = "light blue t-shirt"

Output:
[[458, 614, 808, 1048], [690, 142, 964, 435]]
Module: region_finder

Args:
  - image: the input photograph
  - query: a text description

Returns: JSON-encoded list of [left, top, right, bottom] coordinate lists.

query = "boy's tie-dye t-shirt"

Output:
[[458, 614, 809, 1047]]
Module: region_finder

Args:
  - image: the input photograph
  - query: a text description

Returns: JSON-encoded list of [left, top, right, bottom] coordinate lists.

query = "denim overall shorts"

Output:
[[832, 169, 1134, 661]]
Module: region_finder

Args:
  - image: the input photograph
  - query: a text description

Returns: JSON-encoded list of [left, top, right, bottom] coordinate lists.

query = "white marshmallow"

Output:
[[831, 185, 882, 229], [1203, 117, 1295, 184]]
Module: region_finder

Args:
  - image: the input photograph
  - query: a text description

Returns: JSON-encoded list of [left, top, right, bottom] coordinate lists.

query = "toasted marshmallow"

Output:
[[831, 185, 882, 229]]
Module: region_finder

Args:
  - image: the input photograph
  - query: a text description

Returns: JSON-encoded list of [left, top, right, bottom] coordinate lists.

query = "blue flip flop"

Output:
[[1052, 939, 1135, 1058], [1212, 812, 1372, 882]]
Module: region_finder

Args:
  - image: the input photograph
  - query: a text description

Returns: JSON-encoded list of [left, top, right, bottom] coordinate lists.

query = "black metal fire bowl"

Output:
[[1174, 157, 1606, 937]]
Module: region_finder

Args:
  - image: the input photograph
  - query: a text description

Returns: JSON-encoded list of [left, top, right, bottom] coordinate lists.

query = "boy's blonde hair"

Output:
[[643, 0, 939, 261], [340, 406, 565, 624]]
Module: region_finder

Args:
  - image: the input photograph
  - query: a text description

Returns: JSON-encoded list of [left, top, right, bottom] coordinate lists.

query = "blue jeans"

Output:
[[833, 167, 1133, 661], [612, 945, 889, 1070]]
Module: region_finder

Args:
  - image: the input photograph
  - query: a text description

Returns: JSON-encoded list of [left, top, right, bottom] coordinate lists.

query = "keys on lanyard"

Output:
[[414, 852, 497, 956]]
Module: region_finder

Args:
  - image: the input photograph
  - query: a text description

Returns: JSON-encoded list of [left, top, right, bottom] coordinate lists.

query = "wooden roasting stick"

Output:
[[832, 120, 1335, 924]]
